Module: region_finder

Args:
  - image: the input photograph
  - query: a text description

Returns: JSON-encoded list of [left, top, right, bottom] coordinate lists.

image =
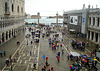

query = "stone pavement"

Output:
[[0, 31, 25, 70], [1, 27, 40, 71], [38, 33, 70, 71], [61, 29, 100, 71], [0, 26, 100, 71]]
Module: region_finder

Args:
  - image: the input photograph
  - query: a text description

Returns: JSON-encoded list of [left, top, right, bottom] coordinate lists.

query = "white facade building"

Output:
[[87, 9, 100, 45], [63, 5, 100, 46], [0, 0, 25, 44]]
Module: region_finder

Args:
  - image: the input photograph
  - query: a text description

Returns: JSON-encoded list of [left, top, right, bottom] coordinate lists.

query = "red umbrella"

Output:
[[70, 65, 73, 69], [46, 57, 48, 60], [84, 60, 87, 63]]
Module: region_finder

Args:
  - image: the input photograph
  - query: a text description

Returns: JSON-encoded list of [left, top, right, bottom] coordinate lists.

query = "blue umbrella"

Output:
[[56, 53, 58, 55], [42, 55, 46, 59], [55, 38, 56, 40], [91, 60, 94, 61], [72, 40, 74, 42], [0, 51, 2, 53], [83, 56, 86, 58], [80, 55, 84, 57], [88, 57, 91, 60], [71, 66, 74, 69]]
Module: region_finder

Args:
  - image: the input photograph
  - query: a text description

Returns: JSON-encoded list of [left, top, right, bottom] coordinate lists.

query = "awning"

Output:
[[69, 29, 75, 32]]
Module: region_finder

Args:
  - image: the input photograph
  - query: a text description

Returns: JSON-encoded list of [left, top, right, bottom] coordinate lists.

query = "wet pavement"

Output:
[[38, 36, 69, 71], [0, 30, 25, 70], [0, 26, 100, 71], [1, 27, 40, 71]]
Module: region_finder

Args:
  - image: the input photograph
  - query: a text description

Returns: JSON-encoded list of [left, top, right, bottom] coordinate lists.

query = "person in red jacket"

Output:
[[51, 66, 54, 71], [57, 57, 60, 63], [90, 52, 93, 57], [44, 65, 46, 70], [46, 57, 48, 62]]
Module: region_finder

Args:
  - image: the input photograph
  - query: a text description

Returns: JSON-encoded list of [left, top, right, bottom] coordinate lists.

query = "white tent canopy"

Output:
[[70, 52, 80, 56], [69, 29, 75, 32]]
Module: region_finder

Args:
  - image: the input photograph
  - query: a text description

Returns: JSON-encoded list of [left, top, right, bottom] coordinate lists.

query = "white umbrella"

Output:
[[34, 60, 38, 63], [6, 58, 9, 60]]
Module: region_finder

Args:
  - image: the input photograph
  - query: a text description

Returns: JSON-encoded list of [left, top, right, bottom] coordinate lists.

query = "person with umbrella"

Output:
[[62, 50, 64, 55], [41, 68, 45, 71], [42, 54, 46, 59], [33, 63, 36, 70], [61, 38, 63, 42], [44, 65, 46, 71], [58, 52, 60, 57], [46, 57, 48, 62], [67, 46, 69, 50], [51, 66, 54, 71], [4, 51, 6, 56], [6, 58, 9, 66], [46, 61, 50, 67], [56, 55, 60, 63], [60, 44, 62, 48], [67, 52, 70, 60]]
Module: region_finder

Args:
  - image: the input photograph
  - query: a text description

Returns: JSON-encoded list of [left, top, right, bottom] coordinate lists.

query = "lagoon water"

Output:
[[25, 18, 63, 25]]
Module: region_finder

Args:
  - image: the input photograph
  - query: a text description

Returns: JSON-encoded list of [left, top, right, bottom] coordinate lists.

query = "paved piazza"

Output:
[[0, 26, 100, 71]]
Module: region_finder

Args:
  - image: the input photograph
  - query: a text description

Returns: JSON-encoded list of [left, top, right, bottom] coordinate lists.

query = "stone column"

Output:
[[7, 31, 9, 40], [14, 30, 16, 36], [91, 17, 93, 26], [4, 32, 6, 42], [99, 18, 100, 27], [10, 30, 12, 38], [93, 32, 96, 42], [8, 31, 10, 39], [95, 18, 97, 26], [98, 33, 100, 43], [89, 31, 92, 40], [0, 33, 2, 44], [88, 18, 89, 26], [16, 29, 18, 35], [86, 31, 88, 39]]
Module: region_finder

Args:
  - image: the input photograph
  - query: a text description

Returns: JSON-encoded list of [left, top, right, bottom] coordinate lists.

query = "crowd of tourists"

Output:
[[69, 54, 98, 71], [71, 40, 88, 51]]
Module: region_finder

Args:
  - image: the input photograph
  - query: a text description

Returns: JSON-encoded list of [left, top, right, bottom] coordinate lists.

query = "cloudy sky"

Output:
[[25, 0, 100, 16]]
